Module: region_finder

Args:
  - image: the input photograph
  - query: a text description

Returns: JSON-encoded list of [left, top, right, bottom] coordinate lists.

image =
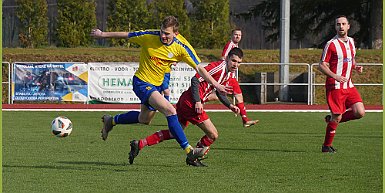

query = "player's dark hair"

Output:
[[161, 16, 179, 32], [335, 15, 349, 24], [228, 47, 243, 59], [232, 28, 242, 34]]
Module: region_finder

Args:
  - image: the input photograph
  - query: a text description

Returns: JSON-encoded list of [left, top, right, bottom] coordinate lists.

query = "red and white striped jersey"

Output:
[[321, 35, 356, 90], [221, 41, 238, 59], [195, 60, 234, 102]]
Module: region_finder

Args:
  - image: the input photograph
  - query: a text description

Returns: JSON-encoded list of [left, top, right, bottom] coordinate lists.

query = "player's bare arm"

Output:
[[318, 61, 347, 83], [352, 58, 363, 73], [90, 29, 129, 38]]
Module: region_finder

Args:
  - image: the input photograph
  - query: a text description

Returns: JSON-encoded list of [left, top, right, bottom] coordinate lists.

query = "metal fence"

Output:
[[2, 62, 383, 105]]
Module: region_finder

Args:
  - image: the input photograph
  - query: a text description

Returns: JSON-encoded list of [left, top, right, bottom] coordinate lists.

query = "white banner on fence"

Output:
[[88, 62, 199, 104]]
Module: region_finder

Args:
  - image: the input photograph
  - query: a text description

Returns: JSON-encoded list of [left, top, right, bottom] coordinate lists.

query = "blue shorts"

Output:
[[133, 76, 162, 111], [160, 73, 171, 92]]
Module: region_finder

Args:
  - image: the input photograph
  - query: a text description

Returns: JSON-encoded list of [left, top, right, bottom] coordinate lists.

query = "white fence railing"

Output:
[[310, 63, 383, 105], [2, 62, 383, 105]]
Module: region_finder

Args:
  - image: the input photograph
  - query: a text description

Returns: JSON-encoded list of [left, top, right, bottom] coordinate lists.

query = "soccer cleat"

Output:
[[128, 140, 140, 164], [324, 115, 331, 123], [186, 147, 207, 167], [101, 115, 114, 140], [186, 157, 207, 167], [322, 145, 336, 153], [243, 120, 259, 127]]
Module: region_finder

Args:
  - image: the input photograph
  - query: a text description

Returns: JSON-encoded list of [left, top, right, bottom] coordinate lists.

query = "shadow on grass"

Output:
[[59, 161, 177, 168], [59, 161, 126, 167], [161, 146, 306, 153], [3, 161, 129, 172]]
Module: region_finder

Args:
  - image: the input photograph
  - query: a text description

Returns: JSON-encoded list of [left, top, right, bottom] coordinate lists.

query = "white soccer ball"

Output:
[[51, 116, 73, 138]]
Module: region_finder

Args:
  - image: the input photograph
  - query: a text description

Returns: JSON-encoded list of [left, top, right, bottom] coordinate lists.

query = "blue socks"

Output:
[[166, 114, 189, 149], [114, 111, 140, 124]]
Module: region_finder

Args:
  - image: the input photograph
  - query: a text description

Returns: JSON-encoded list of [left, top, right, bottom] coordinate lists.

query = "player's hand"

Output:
[[195, 102, 203, 114], [355, 65, 363, 73], [91, 29, 103, 38], [214, 84, 227, 95], [335, 75, 347, 83], [229, 104, 240, 114]]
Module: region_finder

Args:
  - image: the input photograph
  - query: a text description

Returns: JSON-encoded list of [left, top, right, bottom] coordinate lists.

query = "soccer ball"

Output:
[[51, 116, 73, 138]]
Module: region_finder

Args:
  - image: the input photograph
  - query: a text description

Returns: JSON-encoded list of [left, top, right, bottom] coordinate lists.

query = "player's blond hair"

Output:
[[161, 16, 179, 32]]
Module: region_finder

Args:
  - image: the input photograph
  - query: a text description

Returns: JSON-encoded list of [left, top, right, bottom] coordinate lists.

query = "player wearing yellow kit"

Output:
[[91, 16, 227, 166]]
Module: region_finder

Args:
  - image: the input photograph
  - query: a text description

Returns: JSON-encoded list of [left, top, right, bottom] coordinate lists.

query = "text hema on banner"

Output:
[[88, 62, 199, 104]]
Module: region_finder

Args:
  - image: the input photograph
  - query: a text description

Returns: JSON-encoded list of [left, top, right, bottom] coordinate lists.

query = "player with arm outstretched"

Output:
[[90, 16, 228, 166], [128, 48, 245, 167]]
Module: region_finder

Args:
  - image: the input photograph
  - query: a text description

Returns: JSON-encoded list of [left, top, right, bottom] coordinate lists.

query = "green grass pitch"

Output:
[[2, 111, 382, 193]]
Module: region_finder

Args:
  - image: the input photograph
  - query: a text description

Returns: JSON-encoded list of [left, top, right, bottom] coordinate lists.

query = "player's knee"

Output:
[[356, 110, 365, 119], [140, 120, 152, 125], [208, 132, 218, 141], [139, 117, 152, 125], [332, 115, 342, 123], [162, 106, 177, 117]]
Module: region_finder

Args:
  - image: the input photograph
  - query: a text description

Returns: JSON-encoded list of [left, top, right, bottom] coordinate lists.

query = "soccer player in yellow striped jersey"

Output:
[[91, 16, 227, 166]]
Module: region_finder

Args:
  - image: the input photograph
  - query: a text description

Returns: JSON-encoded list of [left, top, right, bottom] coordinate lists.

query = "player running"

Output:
[[129, 48, 246, 166], [319, 15, 365, 153], [91, 16, 228, 165]]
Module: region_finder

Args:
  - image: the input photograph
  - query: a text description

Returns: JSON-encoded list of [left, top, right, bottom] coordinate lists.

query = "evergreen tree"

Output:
[[147, 0, 191, 40], [107, 0, 150, 47], [56, 0, 97, 47], [189, 0, 230, 49], [16, 0, 48, 48]]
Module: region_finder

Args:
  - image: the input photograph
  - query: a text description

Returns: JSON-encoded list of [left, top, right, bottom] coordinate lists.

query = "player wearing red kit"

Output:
[[212, 28, 258, 127], [128, 48, 245, 166], [221, 28, 242, 60], [318, 15, 365, 153]]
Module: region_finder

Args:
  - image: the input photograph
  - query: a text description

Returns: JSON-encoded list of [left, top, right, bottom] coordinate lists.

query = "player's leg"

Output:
[[322, 89, 346, 153], [195, 119, 218, 157], [147, 91, 195, 154], [340, 88, 365, 123], [163, 88, 171, 101], [161, 73, 171, 101]]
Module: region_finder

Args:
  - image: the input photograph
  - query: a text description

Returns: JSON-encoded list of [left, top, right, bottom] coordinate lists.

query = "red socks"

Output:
[[197, 135, 214, 147], [139, 130, 173, 149], [236, 102, 249, 123], [323, 121, 338, 146]]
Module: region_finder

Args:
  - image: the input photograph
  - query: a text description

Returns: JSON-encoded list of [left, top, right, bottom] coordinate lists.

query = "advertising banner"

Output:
[[12, 62, 88, 102], [88, 62, 200, 104]]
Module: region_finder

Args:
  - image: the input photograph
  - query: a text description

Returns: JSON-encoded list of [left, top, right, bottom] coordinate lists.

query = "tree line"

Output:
[[237, 0, 382, 49], [14, 0, 231, 49], [12, 0, 382, 49]]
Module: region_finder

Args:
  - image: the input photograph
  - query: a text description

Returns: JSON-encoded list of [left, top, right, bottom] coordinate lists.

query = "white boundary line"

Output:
[[2, 109, 382, 113]]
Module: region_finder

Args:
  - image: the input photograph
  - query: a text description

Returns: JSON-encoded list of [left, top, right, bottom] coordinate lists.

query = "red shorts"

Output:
[[176, 92, 209, 127], [326, 87, 363, 114]]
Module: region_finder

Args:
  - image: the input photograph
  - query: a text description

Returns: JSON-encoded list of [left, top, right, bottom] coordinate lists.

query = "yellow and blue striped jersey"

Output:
[[128, 30, 201, 86]]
